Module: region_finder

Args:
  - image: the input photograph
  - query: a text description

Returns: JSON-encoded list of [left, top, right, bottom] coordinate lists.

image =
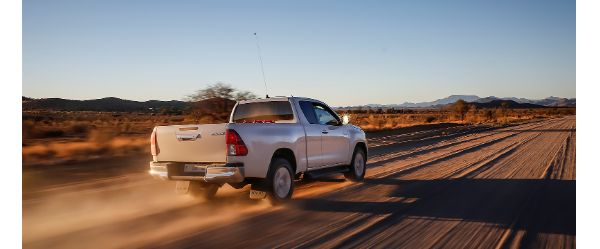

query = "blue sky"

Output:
[[23, 0, 575, 106]]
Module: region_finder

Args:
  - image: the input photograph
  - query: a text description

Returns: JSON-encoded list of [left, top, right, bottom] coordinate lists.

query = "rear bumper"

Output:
[[149, 162, 244, 183]]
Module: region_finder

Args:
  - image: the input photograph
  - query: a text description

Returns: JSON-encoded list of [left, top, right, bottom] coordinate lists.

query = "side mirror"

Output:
[[342, 114, 350, 125]]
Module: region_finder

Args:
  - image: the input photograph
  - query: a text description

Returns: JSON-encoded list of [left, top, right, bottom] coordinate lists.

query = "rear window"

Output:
[[232, 101, 294, 123]]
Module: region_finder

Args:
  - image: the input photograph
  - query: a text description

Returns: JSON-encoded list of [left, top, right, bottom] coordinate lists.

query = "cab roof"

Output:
[[238, 96, 321, 104]]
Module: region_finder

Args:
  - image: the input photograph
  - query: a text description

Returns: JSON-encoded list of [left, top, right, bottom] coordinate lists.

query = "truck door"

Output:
[[299, 101, 350, 168], [299, 101, 323, 168], [312, 104, 350, 166]]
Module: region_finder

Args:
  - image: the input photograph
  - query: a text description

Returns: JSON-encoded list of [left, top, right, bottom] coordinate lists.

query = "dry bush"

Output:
[[198, 115, 217, 124], [88, 129, 119, 146], [22, 120, 37, 140], [22, 121, 66, 139], [23, 136, 149, 165], [22, 110, 192, 165], [68, 122, 91, 134], [343, 107, 574, 131]]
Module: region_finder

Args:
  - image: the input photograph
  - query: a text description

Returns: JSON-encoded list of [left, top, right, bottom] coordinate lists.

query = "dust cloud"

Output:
[[23, 177, 271, 249]]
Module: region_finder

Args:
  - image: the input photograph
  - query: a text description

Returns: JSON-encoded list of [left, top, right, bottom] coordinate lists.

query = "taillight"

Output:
[[151, 128, 160, 156], [226, 129, 248, 156]]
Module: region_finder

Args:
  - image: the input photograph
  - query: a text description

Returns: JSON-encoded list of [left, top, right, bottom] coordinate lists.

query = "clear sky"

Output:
[[23, 0, 575, 106]]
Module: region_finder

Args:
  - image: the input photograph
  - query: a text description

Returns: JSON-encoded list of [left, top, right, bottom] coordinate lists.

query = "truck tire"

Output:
[[189, 181, 219, 200], [266, 158, 294, 205], [344, 148, 366, 182]]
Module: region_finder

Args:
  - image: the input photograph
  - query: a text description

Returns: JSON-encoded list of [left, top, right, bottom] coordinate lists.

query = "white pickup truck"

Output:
[[149, 97, 367, 204]]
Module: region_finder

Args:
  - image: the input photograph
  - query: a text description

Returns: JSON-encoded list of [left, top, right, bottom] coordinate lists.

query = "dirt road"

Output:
[[23, 117, 575, 249]]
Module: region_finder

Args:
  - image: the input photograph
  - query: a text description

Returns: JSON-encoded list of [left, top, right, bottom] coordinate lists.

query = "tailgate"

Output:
[[154, 124, 227, 163]]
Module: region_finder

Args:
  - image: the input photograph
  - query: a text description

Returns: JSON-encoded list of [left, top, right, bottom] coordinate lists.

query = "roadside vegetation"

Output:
[[343, 101, 575, 131]]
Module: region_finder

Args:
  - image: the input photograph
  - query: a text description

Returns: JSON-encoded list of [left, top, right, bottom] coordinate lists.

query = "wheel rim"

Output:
[[273, 167, 291, 198], [354, 153, 365, 176]]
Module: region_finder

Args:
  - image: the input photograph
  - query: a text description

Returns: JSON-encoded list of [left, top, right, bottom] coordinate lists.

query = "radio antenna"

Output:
[[254, 32, 269, 98]]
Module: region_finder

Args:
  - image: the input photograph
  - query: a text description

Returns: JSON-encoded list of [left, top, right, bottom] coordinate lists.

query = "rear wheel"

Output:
[[189, 181, 220, 200], [344, 148, 366, 182], [267, 158, 294, 205]]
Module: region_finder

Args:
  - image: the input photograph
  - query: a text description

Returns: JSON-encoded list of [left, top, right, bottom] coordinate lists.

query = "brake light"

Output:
[[151, 128, 160, 156], [226, 129, 248, 156]]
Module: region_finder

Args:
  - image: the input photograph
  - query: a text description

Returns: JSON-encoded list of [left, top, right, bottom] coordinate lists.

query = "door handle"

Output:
[[321, 131, 329, 134]]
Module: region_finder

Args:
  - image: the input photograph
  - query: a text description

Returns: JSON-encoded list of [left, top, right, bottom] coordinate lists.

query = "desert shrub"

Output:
[[452, 100, 470, 121], [186, 83, 256, 123], [22, 120, 36, 139], [484, 110, 495, 121], [42, 129, 65, 138], [26, 148, 57, 161], [88, 128, 119, 146], [68, 122, 91, 135], [22, 120, 73, 139], [119, 123, 132, 133], [197, 115, 216, 124]]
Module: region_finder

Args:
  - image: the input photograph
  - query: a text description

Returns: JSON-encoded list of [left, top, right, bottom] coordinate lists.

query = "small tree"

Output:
[[187, 83, 257, 123], [453, 99, 470, 121], [484, 109, 495, 121], [187, 82, 257, 101], [498, 102, 509, 121], [234, 91, 257, 101]]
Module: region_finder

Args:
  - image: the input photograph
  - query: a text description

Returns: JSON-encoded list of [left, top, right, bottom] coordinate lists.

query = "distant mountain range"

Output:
[[22, 94, 576, 113], [339, 95, 575, 109], [22, 97, 189, 112], [467, 99, 548, 109]]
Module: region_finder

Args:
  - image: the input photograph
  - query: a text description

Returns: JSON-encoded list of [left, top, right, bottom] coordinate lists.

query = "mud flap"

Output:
[[175, 181, 190, 194], [249, 190, 267, 200]]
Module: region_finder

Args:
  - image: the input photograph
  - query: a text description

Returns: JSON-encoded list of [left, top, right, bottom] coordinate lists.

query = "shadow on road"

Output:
[[294, 178, 575, 237], [154, 178, 574, 249], [506, 129, 575, 133]]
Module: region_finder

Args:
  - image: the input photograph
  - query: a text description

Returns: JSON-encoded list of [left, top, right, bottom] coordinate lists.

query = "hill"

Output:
[[22, 97, 189, 112], [376, 95, 480, 108], [475, 96, 575, 107], [23, 94, 575, 113], [467, 100, 546, 109], [339, 95, 575, 109]]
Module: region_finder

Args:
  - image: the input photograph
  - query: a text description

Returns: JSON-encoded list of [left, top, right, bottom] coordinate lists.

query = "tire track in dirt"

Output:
[[287, 120, 550, 203], [296, 118, 572, 247], [365, 119, 554, 180], [490, 117, 576, 249], [412, 117, 575, 249], [409, 117, 574, 249], [293, 123, 550, 248], [322, 117, 575, 249], [368, 120, 549, 163], [367, 124, 490, 148]]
